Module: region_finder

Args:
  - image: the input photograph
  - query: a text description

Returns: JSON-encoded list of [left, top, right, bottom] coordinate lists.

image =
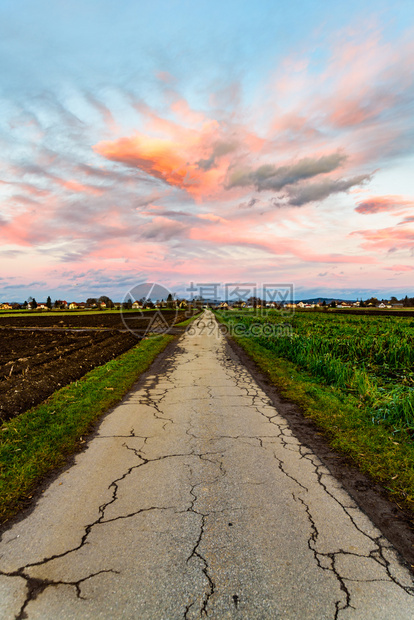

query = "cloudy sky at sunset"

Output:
[[1, 0, 413, 301]]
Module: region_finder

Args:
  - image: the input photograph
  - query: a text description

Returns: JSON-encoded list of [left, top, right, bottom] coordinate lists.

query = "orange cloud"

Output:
[[93, 94, 270, 202], [94, 124, 235, 201]]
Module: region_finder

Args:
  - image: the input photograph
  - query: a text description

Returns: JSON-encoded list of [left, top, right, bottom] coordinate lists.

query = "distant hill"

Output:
[[297, 297, 357, 304]]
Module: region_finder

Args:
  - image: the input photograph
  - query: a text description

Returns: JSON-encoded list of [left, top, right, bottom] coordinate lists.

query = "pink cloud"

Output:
[[170, 99, 205, 126], [56, 179, 104, 196], [156, 71, 175, 84], [197, 213, 227, 223], [3, 22, 414, 296], [266, 25, 414, 172], [355, 195, 413, 214], [328, 95, 395, 129], [385, 265, 414, 271], [189, 222, 378, 264], [351, 225, 414, 251]]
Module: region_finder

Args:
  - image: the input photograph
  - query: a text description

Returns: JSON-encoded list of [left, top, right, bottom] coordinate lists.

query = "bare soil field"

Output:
[[0, 310, 185, 422], [0, 329, 139, 422], [0, 309, 181, 330]]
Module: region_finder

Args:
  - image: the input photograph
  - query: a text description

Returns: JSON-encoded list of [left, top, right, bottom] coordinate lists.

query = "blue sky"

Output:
[[0, 0, 413, 301]]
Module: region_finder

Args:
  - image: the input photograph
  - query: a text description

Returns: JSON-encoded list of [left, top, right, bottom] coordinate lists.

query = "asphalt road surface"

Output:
[[0, 311, 413, 619]]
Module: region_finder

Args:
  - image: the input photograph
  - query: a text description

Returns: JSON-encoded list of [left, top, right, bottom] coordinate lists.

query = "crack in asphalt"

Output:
[[1, 311, 413, 618], [184, 473, 220, 617], [205, 325, 414, 618], [0, 439, 223, 618], [188, 317, 414, 617], [295, 448, 414, 605], [222, 337, 414, 617], [6, 569, 119, 620], [293, 493, 353, 618]]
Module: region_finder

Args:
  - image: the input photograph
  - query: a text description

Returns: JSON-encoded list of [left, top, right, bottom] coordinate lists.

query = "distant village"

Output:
[[1, 294, 413, 311]]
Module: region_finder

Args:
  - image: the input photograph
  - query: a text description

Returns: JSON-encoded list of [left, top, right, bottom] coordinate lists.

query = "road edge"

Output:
[[224, 332, 414, 572], [0, 335, 182, 538]]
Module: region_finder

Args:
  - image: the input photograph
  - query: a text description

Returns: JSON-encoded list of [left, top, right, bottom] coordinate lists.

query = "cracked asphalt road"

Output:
[[0, 311, 413, 619]]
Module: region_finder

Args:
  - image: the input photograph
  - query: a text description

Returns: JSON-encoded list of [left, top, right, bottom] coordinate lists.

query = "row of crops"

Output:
[[216, 309, 414, 431]]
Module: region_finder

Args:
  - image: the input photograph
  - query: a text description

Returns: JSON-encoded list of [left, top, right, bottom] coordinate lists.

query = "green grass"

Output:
[[175, 311, 201, 327], [218, 309, 414, 429], [0, 334, 174, 524], [216, 310, 414, 511]]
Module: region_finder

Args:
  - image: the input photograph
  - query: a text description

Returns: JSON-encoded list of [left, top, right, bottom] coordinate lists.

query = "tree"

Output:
[[330, 300, 336, 308], [166, 293, 174, 309], [98, 295, 113, 308], [46, 296, 52, 310], [247, 296, 263, 308], [30, 297, 38, 309], [402, 296, 414, 307], [86, 298, 98, 307]]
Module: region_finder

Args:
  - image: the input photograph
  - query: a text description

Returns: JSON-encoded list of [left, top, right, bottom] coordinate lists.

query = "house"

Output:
[[0, 302, 12, 310], [132, 301, 143, 309], [69, 302, 79, 309], [379, 303, 386, 308]]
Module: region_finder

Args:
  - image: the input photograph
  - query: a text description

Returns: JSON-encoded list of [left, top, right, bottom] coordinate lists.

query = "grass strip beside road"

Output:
[[231, 335, 414, 514], [0, 334, 174, 524], [175, 312, 201, 328]]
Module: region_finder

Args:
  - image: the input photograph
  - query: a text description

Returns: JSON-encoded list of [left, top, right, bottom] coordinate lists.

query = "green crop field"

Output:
[[218, 309, 414, 431], [214, 308, 414, 509]]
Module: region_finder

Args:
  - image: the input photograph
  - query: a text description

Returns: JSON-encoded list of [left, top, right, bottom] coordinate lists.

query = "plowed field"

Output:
[[0, 310, 187, 421]]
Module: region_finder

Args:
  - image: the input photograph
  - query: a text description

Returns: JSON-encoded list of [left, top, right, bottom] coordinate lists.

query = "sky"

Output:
[[0, 0, 413, 302]]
